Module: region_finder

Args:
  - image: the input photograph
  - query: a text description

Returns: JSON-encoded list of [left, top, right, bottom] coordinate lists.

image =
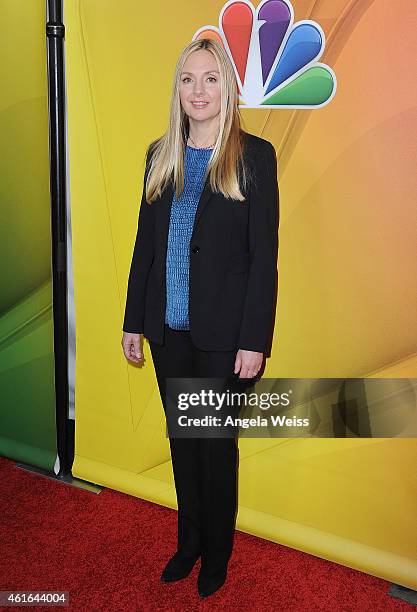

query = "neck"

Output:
[[187, 116, 219, 147]]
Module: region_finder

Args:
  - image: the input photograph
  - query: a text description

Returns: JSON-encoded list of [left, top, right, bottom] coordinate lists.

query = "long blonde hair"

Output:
[[145, 38, 249, 203]]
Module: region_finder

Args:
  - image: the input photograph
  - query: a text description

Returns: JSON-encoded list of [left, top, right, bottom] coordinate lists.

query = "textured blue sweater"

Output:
[[165, 145, 212, 329]]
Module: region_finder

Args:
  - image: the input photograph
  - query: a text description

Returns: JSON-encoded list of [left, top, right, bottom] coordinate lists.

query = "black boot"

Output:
[[197, 565, 228, 598], [160, 551, 200, 583]]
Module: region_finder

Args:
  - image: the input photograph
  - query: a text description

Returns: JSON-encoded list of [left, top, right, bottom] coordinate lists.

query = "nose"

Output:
[[193, 78, 205, 96]]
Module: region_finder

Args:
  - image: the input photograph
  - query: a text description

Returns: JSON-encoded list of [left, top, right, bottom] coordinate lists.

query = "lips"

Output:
[[191, 101, 209, 107]]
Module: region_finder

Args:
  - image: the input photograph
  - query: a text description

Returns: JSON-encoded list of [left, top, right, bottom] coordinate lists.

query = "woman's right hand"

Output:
[[121, 332, 144, 364]]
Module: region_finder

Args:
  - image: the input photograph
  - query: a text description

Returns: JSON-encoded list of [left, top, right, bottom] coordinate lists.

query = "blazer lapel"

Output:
[[157, 175, 214, 247], [191, 176, 214, 240]]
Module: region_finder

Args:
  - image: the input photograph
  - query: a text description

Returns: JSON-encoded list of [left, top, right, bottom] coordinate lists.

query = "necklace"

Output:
[[188, 135, 215, 149]]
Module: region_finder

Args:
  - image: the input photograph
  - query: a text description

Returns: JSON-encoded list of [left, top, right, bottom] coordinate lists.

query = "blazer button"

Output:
[[192, 245, 200, 253]]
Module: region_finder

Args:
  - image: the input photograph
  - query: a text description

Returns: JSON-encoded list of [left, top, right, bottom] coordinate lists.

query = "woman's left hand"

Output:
[[234, 349, 264, 379]]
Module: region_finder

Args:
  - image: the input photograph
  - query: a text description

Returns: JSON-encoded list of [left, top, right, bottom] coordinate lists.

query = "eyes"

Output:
[[181, 76, 217, 84]]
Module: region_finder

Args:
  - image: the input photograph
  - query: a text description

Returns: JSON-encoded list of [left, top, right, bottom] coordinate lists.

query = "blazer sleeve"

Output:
[[122, 149, 154, 333], [238, 140, 279, 355]]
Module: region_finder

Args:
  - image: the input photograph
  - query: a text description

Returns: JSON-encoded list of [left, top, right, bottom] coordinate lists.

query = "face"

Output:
[[179, 49, 221, 122]]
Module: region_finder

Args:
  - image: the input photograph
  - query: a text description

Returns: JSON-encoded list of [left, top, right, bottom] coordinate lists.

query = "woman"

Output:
[[121, 38, 279, 599]]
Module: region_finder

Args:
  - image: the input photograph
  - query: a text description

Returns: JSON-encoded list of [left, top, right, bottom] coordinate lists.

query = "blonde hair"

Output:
[[145, 38, 249, 203]]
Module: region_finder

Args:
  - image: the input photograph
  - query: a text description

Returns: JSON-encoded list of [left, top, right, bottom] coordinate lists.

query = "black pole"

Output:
[[46, 0, 71, 476]]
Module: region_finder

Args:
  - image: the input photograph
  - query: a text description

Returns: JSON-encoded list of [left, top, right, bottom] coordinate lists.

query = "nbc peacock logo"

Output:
[[193, 0, 337, 108]]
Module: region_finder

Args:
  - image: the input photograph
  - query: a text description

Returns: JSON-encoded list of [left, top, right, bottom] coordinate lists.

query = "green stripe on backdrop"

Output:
[[0, 281, 57, 471]]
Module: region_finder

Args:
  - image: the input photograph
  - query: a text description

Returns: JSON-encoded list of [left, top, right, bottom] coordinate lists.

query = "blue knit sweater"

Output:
[[165, 145, 212, 329]]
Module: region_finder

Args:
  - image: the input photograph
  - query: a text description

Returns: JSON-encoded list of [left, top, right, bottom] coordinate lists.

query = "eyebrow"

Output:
[[180, 70, 220, 75]]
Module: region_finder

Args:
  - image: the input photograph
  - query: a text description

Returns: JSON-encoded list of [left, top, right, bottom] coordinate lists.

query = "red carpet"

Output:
[[0, 456, 412, 611]]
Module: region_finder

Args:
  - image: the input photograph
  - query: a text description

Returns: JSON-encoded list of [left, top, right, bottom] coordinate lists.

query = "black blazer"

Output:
[[123, 131, 279, 356]]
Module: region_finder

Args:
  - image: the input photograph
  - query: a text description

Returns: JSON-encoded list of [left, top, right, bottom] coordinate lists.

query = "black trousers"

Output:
[[149, 324, 240, 576]]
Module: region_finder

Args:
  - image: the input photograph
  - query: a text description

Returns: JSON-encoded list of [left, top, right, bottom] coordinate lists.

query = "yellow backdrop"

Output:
[[66, 0, 417, 590]]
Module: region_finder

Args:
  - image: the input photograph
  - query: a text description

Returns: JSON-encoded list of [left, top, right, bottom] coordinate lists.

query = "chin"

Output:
[[188, 109, 218, 121], [190, 113, 211, 120]]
